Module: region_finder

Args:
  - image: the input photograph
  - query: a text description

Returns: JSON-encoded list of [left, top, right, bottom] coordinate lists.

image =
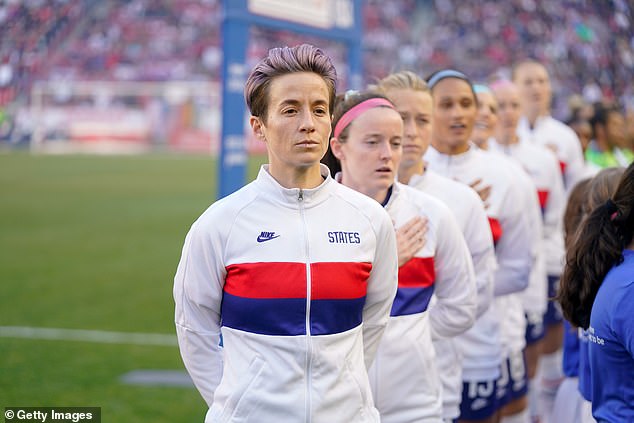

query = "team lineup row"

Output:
[[173, 44, 634, 423]]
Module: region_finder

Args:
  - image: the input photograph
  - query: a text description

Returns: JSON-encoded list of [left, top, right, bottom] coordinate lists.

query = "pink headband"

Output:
[[333, 98, 396, 138]]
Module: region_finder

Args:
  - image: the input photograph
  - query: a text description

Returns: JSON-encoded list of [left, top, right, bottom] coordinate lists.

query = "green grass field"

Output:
[[0, 152, 266, 421]]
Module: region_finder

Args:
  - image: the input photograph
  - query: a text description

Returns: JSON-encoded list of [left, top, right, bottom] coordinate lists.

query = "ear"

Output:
[[330, 137, 345, 161], [250, 116, 266, 142]]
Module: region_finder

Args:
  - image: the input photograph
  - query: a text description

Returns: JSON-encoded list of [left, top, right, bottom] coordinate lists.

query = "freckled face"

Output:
[[250, 72, 332, 173], [333, 106, 403, 201]]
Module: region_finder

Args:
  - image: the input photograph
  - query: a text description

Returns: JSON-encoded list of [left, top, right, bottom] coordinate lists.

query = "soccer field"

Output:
[[0, 152, 266, 421]]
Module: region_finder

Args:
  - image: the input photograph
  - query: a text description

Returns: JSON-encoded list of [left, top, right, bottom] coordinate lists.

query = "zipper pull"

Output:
[[298, 189, 304, 201]]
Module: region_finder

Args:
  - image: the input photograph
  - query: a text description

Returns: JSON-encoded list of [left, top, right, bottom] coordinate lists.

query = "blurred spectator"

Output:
[[587, 103, 634, 168], [1, 0, 633, 141]]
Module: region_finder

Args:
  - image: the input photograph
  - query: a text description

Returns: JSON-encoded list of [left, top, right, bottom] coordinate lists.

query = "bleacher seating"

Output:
[[1, 0, 632, 138]]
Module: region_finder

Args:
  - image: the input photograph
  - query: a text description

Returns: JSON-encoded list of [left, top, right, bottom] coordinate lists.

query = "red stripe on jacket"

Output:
[[224, 262, 371, 299], [488, 217, 503, 244], [398, 256, 435, 288], [559, 160, 567, 175], [537, 190, 550, 209]]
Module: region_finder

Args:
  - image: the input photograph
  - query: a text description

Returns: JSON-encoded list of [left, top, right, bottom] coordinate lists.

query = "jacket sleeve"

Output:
[[542, 153, 566, 276], [613, 283, 634, 357], [493, 175, 534, 296], [174, 217, 226, 407], [561, 126, 587, 192], [428, 206, 477, 339], [520, 181, 548, 313], [362, 209, 399, 369], [461, 193, 496, 317]]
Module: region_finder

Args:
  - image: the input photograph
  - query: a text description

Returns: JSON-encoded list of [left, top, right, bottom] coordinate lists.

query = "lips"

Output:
[[450, 123, 467, 131], [296, 140, 319, 147], [376, 166, 393, 174]]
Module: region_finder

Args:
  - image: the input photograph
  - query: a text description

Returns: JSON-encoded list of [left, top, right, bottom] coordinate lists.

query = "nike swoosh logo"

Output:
[[257, 234, 280, 243]]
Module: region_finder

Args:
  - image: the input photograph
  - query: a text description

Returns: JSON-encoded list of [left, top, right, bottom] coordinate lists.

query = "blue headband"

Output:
[[473, 84, 491, 94], [427, 69, 470, 89]]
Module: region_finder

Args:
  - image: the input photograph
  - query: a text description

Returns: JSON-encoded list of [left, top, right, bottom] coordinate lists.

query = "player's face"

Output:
[[386, 88, 432, 169], [514, 63, 551, 115], [571, 120, 592, 152], [606, 111, 627, 149], [250, 72, 331, 175], [431, 78, 477, 153], [494, 84, 522, 142], [473, 91, 498, 148], [332, 106, 403, 202]]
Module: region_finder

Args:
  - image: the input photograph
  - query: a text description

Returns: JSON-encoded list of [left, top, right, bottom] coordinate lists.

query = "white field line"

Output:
[[0, 326, 177, 346]]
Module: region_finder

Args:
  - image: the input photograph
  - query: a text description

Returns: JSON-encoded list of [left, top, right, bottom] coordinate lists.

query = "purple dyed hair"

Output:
[[244, 44, 337, 121]]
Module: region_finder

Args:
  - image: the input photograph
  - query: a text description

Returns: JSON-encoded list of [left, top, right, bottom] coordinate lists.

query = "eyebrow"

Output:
[[439, 95, 473, 102], [278, 98, 328, 107]]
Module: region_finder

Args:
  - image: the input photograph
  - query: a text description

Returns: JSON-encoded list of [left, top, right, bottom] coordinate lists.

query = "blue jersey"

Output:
[[578, 328, 592, 401], [589, 249, 634, 421], [562, 320, 580, 377]]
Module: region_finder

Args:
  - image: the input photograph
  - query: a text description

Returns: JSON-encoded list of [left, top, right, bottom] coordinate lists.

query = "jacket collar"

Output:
[[518, 115, 551, 132], [255, 164, 334, 208], [425, 142, 478, 166]]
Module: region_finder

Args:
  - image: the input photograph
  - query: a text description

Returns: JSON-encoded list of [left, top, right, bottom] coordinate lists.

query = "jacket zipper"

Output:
[[299, 189, 313, 423]]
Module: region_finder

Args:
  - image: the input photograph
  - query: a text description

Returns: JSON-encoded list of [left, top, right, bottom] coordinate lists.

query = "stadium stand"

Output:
[[1, 0, 632, 145]]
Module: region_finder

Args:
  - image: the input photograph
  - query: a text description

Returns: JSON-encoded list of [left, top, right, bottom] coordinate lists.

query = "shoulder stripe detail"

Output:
[[537, 190, 549, 215], [398, 256, 435, 288], [390, 257, 436, 316], [391, 286, 435, 316], [487, 217, 503, 245]]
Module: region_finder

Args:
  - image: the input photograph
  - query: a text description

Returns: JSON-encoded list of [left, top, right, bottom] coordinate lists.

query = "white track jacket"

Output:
[[409, 169, 498, 418], [425, 144, 533, 359], [517, 115, 586, 192], [490, 140, 566, 316], [174, 165, 398, 423], [476, 149, 542, 354], [368, 182, 476, 423]]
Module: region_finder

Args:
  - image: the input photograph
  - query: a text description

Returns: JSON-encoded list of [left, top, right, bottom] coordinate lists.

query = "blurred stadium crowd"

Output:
[[0, 0, 632, 146]]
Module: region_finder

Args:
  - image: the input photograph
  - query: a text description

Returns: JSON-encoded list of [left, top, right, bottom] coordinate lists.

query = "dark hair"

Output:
[[562, 178, 592, 249], [244, 44, 337, 121], [565, 112, 588, 128], [588, 167, 626, 211], [321, 90, 392, 176], [425, 68, 477, 101], [558, 164, 634, 328], [589, 103, 620, 139]]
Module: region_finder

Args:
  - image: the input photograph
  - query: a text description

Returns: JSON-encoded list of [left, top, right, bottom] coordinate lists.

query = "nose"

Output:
[[404, 117, 417, 139], [379, 140, 393, 160], [299, 109, 316, 132]]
